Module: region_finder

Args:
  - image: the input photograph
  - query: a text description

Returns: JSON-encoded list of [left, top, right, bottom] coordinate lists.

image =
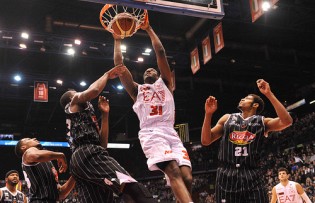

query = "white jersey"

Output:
[[133, 78, 175, 129], [0, 186, 25, 203], [275, 181, 303, 203]]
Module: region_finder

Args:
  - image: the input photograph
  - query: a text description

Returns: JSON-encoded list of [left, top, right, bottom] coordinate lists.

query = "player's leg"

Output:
[[71, 145, 157, 203], [179, 165, 193, 194], [158, 160, 193, 202], [75, 178, 114, 203]]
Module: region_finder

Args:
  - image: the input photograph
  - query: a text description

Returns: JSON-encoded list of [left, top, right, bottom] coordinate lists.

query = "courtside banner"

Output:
[[202, 35, 212, 64], [190, 47, 200, 74], [34, 81, 48, 102], [250, 0, 263, 22], [213, 22, 224, 54]]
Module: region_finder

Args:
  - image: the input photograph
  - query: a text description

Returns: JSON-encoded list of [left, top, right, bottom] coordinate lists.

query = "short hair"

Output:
[[15, 139, 24, 158], [249, 94, 264, 114], [60, 90, 74, 109], [5, 170, 19, 179], [278, 167, 289, 174]]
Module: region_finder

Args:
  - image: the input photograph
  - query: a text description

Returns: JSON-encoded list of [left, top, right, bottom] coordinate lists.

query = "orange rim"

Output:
[[99, 4, 114, 31]]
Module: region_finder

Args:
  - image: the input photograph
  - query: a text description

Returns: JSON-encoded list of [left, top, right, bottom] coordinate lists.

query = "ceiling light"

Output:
[[40, 47, 46, 52], [117, 85, 123, 90], [89, 46, 98, 50], [74, 39, 81, 45], [34, 40, 44, 43], [21, 32, 29, 39], [145, 48, 152, 53], [80, 81, 87, 86], [19, 44, 27, 49], [56, 80, 63, 85], [64, 43, 73, 47], [142, 52, 150, 56], [2, 36, 12, 39], [14, 75, 22, 81], [262, 1, 271, 11], [121, 45, 127, 51], [67, 48, 75, 55], [310, 100, 315, 105], [137, 57, 144, 62]]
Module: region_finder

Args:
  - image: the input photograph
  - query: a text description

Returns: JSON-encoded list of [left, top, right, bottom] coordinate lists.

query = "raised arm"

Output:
[[98, 96, 109, 149], [113, 36, 138, 102], [71, 65, 125, 105], [256, 79, 293, 133], [143, 24, 172, 91], [23, 147, 67, 173], [201, 96, 228, 146], [58, 176, 76, 200]]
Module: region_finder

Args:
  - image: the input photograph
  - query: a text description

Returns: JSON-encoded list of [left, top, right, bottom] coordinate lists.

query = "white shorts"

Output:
[[139, 127, 192, 171]]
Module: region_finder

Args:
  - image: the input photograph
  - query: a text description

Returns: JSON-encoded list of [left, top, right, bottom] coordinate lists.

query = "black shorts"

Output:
[[215, 166, 268, 203], [70, 144, 130, 202]]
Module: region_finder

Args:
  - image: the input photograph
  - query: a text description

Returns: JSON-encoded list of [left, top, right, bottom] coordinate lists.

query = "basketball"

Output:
[[111, 14, 137, 38]]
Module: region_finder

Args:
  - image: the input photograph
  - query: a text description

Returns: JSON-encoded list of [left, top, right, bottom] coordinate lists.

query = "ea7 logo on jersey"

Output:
[[229, 131, 256, 145], [278, 194, 296, 203]]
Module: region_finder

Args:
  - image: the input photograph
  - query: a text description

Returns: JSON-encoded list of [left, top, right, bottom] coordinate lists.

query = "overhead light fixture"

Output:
[[19, 43, 27, 49], [21, 32, 29, 39], [34, 40, 44, 43], [89, 46, 98, 50], [67, 48, 75, 55], [80, 81, 87, 86], [117, 85, 123, 90], [14, 75, 22, 82], [310, 100, 315, 105], [121, 45, 127, 53], [2, 36, 12, 39], [145, 48, 152, 53], [40, 47, 46, 52], [262, 1, 271, 11], [56, 80, 63, 85], [64, 43, 73, 47], [142, 52, 150, 56], [137, 57, 144, 62], [74, 39, 81, 45]]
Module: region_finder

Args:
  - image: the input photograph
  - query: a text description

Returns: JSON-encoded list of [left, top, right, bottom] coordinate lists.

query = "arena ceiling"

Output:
[[0, 0, 315, 142]]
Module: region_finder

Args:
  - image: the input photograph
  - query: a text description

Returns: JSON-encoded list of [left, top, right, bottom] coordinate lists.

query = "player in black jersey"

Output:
[[0, 170, 26, 203], [60, 65, 157, 203], [201, 79, 293, 203], [15, 138, 75, 203]]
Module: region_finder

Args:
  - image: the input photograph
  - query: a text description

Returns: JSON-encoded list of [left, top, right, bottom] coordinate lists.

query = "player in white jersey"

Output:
[[271, 167, 312, 203], [113, 18, 193, 203], [0, 170, 27, 203]]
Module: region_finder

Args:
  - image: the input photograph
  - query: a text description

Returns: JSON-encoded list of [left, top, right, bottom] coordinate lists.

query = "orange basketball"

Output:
[[111, 16, 136, 38]]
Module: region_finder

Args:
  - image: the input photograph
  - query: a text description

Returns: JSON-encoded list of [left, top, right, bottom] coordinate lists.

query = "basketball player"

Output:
[[0, 170, 27, 203], [14, 138, 75, 202], [201, 79, 293, 203], [113, 21, 193, 202], [271, 167, 312, 203], [59, 66, 157, 203]]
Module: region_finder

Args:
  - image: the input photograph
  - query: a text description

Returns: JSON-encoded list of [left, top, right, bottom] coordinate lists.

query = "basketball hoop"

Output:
[[100, 4, 148, 38]]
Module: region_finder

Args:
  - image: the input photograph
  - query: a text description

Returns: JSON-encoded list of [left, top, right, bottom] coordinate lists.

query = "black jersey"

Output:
[[65, 102, 101, 152], [0, 187, 24, 203], [22, 160, 59, 203], [218, 113, 266, 168]]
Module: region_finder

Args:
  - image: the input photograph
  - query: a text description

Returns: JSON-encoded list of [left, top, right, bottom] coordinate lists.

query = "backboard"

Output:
[[84, 0, 224, 19]]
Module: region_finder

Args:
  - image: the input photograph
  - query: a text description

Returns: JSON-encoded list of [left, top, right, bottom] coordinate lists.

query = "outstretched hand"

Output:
[[107, 64, 126, 79], [98, 96, 110, 113], [256, 79, 271, 95], [205, 96, 217, 115]]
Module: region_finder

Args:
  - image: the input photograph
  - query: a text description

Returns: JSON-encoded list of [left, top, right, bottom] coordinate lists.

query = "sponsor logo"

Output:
[[229, 131, 256, 145]]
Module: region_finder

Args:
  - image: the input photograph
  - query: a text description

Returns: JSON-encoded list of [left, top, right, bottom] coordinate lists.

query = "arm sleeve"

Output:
[[300, 192, 312, 203]]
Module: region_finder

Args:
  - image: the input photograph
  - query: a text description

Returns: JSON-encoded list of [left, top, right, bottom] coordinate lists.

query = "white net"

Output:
[[100, 4, 147, 34]]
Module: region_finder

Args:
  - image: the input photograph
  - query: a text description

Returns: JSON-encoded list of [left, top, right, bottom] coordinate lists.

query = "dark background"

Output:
[[0, 0, 315, 179]]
